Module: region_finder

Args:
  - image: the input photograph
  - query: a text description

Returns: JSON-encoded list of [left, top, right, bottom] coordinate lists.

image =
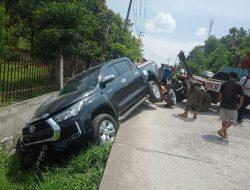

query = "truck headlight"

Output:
[[53, 100, 84, 123]]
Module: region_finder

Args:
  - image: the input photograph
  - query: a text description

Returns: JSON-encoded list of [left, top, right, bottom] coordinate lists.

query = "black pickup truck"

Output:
[[19, 57, 161, 166]]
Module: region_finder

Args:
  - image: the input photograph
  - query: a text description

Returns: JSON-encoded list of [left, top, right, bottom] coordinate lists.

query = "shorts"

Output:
[[219, 108, 237, 124]]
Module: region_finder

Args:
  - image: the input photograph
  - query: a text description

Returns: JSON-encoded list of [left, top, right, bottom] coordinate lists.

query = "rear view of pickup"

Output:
[[19, 57, 161, 167]]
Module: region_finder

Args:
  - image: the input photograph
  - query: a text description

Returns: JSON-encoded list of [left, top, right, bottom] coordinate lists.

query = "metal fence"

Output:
[[63, 55, 87, 80], [0, 52, 59, 107]]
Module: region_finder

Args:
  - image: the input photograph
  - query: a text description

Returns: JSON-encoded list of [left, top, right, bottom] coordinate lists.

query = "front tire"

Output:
[[148, 81, 161, 103], [92, 114, 118, 144], [171, 82, 185, 102]]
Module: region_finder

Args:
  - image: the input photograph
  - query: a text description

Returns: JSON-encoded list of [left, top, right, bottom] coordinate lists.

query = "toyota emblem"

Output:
[[28, 125, 36, 134]]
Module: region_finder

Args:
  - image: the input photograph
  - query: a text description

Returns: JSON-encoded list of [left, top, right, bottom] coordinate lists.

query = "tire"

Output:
[[16, 140, 37, 169], [148, 81, 161, 103], [92, 114, 118, 144], [208, 90, 219, 104], [191, 92, 212, 112], [171, 82, 185, 102]]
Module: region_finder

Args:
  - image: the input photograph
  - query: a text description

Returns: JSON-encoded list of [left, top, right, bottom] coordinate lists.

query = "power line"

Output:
[[139, 0, 147, 38], [143, 0, 147, 33], [140, 0, 142, 34], [131, 0, 147, 38], [132, 0, 139, 36]]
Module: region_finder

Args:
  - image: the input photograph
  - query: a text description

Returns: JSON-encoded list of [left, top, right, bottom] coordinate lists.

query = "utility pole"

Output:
[[208, 19, 214, 37], [124, 0, 133, 31]]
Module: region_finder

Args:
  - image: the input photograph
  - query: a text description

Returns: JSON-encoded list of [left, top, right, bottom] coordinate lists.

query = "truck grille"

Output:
[[22, 121, 54, 145]]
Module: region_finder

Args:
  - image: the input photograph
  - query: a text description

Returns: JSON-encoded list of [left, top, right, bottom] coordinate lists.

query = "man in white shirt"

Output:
[[237, 70, 250, 124]]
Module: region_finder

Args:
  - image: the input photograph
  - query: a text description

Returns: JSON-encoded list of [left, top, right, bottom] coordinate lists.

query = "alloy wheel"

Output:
[[99, 120, 116, 143]]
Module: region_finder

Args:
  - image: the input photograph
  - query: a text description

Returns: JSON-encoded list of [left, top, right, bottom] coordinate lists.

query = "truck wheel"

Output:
[[92, 114, 118, 144], [172, 82, 185, 102], [148, 81, 161, 103], [16, 140, 37, 169], [176, 93, 185, 102], [191, 92, 212, 112]]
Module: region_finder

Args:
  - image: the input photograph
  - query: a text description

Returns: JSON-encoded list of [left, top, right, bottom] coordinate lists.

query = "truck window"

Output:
[[103, 66, 119, 78], [114, 61, 132, 76], [60, 67, 100, 95], [126, 60, 134, 69]]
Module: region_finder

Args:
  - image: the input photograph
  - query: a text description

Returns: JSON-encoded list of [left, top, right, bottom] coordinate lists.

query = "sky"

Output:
[[106, 0, 250, 65]]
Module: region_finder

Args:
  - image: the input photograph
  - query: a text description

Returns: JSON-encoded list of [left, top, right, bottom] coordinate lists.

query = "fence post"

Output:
[[59, 55, 64, 90]]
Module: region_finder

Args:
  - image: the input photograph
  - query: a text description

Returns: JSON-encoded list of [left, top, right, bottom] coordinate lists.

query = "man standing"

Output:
[[162, 66, 171, 82], [237, 70, 250, 124], [159, 63, 166, 80], [217, 72, 244, 139], [178, 79, 207, 119]]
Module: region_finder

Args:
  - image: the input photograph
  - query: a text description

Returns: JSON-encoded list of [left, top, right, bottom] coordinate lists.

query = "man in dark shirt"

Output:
[[237, 70, 250, 124], [217, 72, 244, 139]]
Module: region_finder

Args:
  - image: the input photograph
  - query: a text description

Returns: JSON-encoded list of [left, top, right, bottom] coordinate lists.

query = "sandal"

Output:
[[178, 113, 188, 118], [217, 131, 224, 138]]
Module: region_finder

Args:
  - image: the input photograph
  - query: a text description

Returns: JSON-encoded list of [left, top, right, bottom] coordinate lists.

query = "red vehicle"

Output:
[[172, 51, 250, 111]]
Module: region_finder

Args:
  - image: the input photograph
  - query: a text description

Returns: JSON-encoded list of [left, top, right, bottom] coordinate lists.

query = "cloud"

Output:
[[146, 12, 176, 33], [143, 35, 202, 65], [196, 27, 207, 37]]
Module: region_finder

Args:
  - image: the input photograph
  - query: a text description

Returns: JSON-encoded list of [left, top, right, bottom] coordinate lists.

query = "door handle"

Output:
[[134, 71, 139, 75], [121, 78, 127, 84]]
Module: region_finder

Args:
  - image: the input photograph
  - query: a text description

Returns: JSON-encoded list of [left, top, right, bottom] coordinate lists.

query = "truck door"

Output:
[[102, 65, 125, 114], [127, 60, 147, 100], [113, 61, 135, 113]]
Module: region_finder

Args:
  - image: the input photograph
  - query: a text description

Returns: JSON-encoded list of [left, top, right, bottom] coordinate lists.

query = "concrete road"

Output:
[[100, 101, 250, 190]]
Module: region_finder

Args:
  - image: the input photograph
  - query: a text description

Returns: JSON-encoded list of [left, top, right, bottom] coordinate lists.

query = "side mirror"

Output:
[[102, 75, 116, 86]]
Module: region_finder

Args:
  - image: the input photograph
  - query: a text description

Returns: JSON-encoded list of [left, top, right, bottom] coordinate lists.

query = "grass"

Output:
[[0, 143, 112, 190]]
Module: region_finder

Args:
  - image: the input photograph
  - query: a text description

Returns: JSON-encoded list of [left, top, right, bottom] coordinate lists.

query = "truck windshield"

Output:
[[60, 67, 101, 95]]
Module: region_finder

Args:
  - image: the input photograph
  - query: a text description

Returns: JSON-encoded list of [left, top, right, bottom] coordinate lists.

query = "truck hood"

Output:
[[32, 90, 93, 119]]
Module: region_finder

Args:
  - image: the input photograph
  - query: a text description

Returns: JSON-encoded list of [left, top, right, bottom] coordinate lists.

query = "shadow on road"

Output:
[[155, 104, 174, 109], [202, 134, 229, 145], [175, 102, 220, 117], [172, 113, 195, 122]]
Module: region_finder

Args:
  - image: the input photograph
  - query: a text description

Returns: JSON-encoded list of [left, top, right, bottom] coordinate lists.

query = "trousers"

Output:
[[237, 95, 250, 121], [185, 89, 206, 112]]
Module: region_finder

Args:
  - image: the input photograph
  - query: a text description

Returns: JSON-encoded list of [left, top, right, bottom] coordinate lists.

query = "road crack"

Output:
[[115, 142, 216, 165]]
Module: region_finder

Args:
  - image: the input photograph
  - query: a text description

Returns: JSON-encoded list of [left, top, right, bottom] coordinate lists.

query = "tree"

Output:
[[204, 35, 219, 55], [187, 27, 250, 75], [33, 1, 97, 58], [0, 4, 16, 53], [0, 0, 142, 64], [207, 43, 230, 72]]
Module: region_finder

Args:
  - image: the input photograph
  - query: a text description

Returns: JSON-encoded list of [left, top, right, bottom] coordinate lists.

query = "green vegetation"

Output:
[[187, 27, 250, 74], [0, 0, 142, 63], [0, 143, 112, 190]]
